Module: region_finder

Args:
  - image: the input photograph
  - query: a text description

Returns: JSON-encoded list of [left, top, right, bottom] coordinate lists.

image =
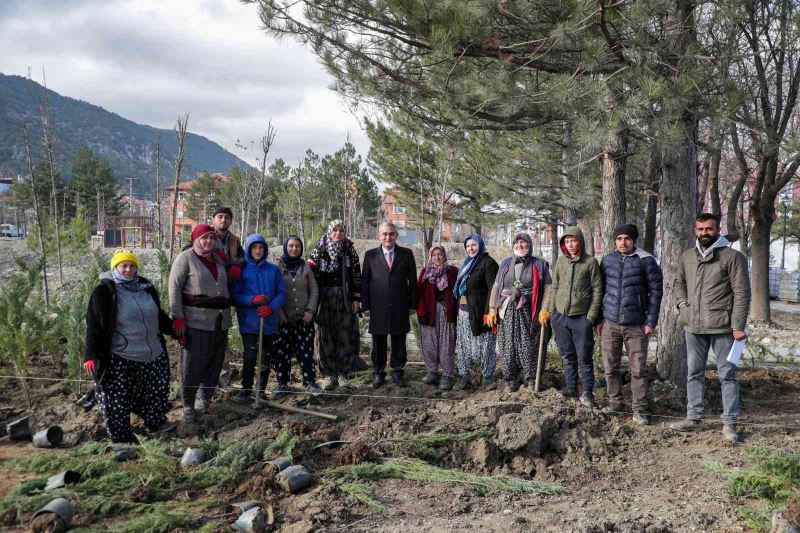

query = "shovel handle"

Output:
[[534, 324, 547, 392]]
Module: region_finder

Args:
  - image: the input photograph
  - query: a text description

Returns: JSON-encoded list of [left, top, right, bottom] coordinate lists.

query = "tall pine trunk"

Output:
[[600, 125, 628, 255]]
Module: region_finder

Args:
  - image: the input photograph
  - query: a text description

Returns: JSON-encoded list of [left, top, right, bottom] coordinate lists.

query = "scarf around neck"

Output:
[[317, 220, 347, 273], [454, 234, 486, 299]]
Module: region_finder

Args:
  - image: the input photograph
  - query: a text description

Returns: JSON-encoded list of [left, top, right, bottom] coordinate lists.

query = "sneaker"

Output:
[[337, 374, 350, 388], [561, 388, 578, 399], [305, 383, 323, 397], [453, 375, 471, 391], [438, 376, 454, 390], [669, 418, 704, 432], [632, 411, 650, 426], [579, 392, 596, 408], [722, 423, 738, 444], [373, 373, 386, 389], [147, 421, 177, 435], [230, 391, 252, 405], [321, 376, 336, 390], [483, 377, 497, 391], [602, 404, 624, 415], [422, 371, 439, 385], [183, 407, 197, 423], [271, 384, 289, 401], [391, 374, 407, 387]]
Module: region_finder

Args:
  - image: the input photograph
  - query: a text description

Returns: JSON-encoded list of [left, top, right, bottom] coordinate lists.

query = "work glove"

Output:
[[538, 310, 551, 327], [228, 264, 242, 282], [83, 359, 99, 376], [252, 294, 269, 305], [257, 305, 273, 318], [173, 317, 186, 337], [484, 310, 497, 328]]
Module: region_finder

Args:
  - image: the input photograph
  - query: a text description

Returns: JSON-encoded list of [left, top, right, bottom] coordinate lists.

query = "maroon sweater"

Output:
[[416, 266, 458, 325]]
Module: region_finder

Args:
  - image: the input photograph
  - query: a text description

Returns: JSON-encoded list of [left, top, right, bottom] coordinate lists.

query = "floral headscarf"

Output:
[[316, 219, 346, 273], [423, 245, 450, 291]]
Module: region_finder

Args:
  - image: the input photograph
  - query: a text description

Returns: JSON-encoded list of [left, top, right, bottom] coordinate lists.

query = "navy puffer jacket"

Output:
[[600, 248, 663, 327]]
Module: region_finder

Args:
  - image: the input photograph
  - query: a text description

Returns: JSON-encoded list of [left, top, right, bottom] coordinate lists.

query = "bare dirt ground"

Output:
[[1, 239, 799, 532]]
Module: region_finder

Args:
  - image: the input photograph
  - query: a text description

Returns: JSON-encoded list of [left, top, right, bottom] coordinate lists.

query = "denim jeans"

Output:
[[685, 332, 739, 424]]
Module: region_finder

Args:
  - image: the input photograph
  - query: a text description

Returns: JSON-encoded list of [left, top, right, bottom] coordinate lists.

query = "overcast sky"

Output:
[[0, 0, 370, 167]]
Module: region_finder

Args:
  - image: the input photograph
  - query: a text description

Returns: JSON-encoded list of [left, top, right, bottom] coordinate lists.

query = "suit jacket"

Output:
[[362, 245, 418, 335]]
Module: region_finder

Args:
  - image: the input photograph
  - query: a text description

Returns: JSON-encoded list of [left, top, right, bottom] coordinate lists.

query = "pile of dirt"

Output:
[[331, 440, 374, 466]]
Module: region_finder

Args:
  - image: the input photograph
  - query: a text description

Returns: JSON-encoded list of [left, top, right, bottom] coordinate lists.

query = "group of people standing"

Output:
[[84, 207, 750, 446]]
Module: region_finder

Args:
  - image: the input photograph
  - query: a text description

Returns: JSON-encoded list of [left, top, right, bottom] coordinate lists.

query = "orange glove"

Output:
[[538, 310, 551, 326], [485, 310, 497, 328]]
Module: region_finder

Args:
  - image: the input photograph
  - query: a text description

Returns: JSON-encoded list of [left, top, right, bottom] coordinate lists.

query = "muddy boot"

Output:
[[453, 375, 471, 391], [508, 378, 522, 392], [230, 391, 252, 405], [561, 388, 578, 400], [147, 421, 177, 435], [271, 384, 290, 400], [722, 423, 738, 444], [438, 376, 454, 390], [632, 411, 650, 426], [669, 418, 704, 432], [182, 407, 197, 423], [579, 392, 596, 408], [483, 376, 497, 391], [422, 371, 439, 385]]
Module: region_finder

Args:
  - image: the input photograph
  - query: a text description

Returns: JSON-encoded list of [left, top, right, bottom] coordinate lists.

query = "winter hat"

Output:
[[191, 224, 215, 241], [110, 249, 139, 270], [613, 224, 639, 242], [212, 206, 233, 218]]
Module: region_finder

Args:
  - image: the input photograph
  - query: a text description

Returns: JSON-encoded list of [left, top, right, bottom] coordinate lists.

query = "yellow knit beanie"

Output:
[[110, 249, 139, 270]]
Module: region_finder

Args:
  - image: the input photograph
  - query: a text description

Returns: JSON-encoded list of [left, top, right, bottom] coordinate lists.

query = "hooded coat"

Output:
[[230, 234, 287, 335], [547, 226, 603, 323], [674, 235, 751, 334]]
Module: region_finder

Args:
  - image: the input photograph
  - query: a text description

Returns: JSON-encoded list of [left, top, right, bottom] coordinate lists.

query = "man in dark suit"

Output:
[[362, 222, 418, 388]]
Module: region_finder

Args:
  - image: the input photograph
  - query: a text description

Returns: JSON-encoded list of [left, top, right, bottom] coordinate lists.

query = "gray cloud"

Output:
[[0, 0, 370, 167]]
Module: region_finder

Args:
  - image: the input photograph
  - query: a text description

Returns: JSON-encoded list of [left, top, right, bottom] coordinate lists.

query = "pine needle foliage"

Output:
[[338, 481, 389, 514], [385, 427, 495, 459], [2, 433, 298, 528], [706, 447, 800, 532], [325, 458, 565, 496]]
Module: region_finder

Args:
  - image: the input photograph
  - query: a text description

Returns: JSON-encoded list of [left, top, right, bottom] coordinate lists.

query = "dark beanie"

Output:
[[613, 223, 638, 241], [212, 206, 233, 218]]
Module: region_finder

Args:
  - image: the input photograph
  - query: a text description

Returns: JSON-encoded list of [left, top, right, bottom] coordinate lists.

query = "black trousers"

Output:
[[240, 332, 275, 394], [371, 333, 407, 377]]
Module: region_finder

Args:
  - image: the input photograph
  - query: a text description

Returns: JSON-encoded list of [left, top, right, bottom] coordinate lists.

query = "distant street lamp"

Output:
[[781, 199, 789, 269]]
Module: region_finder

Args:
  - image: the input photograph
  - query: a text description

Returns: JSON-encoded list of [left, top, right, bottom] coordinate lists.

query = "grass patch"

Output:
[[384, 427, 495, 459], [325, 458, 565, 496], [706, 446, 800, 532], [1, 431, 297, 528]]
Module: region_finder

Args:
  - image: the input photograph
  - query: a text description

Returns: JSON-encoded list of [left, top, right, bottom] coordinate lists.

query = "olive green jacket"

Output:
[[674, 236, 750, 334], [546, 226, 603, 324]]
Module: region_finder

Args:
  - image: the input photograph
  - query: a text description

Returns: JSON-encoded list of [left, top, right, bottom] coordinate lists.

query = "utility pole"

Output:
[[126, 177, 137, 215]]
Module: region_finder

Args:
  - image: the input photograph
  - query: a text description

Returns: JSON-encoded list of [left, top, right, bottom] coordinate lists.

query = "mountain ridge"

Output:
[[0, 73, 251, 194]]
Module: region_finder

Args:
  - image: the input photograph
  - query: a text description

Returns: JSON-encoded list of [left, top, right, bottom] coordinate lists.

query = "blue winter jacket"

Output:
[[230, 234, 287, 335], [600, 248, 663, 328]]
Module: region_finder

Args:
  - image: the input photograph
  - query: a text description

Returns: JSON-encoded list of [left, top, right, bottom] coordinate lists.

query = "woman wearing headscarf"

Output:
[[272, 235, 321, 397], [453, 234, 499, 391], [488, 233, 552, 391], [168, 224, 232, 421], [417, 245, 458, 390], [229, 234, 287, 404], [308, 220, 362, 390], [85, 249, 176, 443]]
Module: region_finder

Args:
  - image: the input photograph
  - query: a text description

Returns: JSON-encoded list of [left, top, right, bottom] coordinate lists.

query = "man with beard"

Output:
[[210, 206, 244, 282], [670, 213, 750, 444]]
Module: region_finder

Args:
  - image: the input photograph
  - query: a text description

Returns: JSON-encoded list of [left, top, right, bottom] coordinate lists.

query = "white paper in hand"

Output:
[[726, 327, 749, 367]]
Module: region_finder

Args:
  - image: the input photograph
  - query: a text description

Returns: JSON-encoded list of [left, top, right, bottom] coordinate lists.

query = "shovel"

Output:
[[254, 316, 265, 409], [534, 323, 548, 393]]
